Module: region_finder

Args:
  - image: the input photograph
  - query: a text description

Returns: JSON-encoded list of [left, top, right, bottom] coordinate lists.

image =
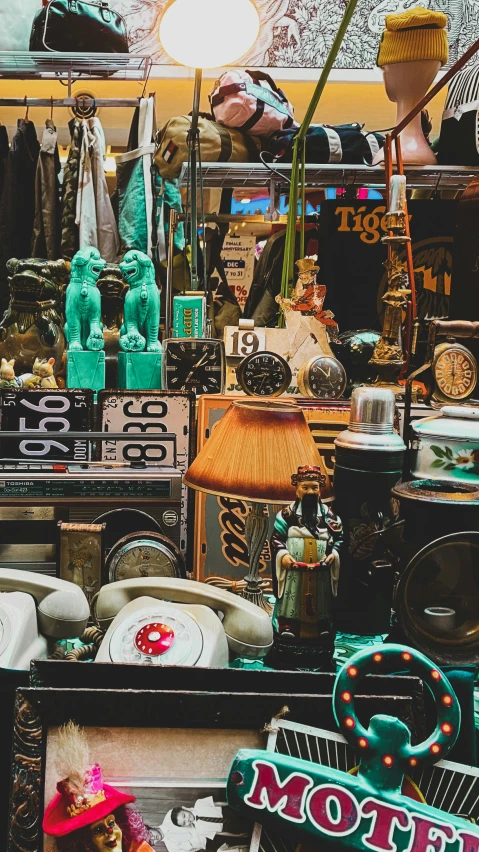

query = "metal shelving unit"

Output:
[[180, 162, 479, 191], [0, 52, 152, 97]]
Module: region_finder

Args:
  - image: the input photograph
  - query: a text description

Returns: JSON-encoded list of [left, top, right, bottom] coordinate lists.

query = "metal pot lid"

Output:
[[412, 406, 479, 440], [396, 531, 479, 665], [392, 479, 479, 504]]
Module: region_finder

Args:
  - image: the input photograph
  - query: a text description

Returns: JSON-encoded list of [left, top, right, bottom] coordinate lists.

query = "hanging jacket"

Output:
[[32, 119, 61, 260], [117, 96, 156, 258], [61, 118, 82, 261], [76, 116, 120, 263], [243, 226, 320, 327], [0, 118, 40, 312]]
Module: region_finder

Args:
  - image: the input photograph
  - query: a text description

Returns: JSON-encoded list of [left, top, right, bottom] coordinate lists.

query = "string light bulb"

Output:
[[160, 0, 260, 69]]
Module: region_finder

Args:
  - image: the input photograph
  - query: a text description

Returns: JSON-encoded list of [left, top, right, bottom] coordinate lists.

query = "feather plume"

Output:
[[54, 721, 90, 799]]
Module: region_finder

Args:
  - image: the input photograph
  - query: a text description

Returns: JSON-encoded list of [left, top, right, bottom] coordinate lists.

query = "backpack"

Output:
[[438, 64, 479, 165], [270, 123, 384, 166], [209, 70, 295, 138], [154, 114, 262, 180]]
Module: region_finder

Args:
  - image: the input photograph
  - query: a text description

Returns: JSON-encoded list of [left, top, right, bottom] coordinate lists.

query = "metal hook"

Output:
[[50, 96, 54, 121], [24, 96, 29, 123]]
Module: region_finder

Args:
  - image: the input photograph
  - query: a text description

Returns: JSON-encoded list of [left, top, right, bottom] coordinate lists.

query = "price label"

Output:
[[221, 234, 255, 309], [224, 326, 266, 359], [98, 391, 195, 563], [0, 389, 93, 461]]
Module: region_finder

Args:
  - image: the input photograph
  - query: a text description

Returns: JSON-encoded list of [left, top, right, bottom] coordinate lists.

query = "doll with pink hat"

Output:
[[43, 722, 154, 852]]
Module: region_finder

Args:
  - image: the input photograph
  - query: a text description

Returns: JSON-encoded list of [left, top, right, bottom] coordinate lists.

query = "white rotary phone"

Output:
[[0, 568, 90, 671], [94, 578, 273, 667]]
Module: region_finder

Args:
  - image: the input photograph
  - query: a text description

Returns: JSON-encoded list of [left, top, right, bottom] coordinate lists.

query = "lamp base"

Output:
[[241, 501, 274, 614], [241, 582, 273, 614]]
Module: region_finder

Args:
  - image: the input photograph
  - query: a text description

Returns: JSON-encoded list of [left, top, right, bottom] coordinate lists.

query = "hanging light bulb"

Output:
[[159, 0, 260, 69]]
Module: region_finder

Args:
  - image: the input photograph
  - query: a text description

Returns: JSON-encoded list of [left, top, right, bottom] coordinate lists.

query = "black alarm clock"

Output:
[[237, 351, 292, 397], [162, 338, 225, 395], [297, 355, 347, 399]]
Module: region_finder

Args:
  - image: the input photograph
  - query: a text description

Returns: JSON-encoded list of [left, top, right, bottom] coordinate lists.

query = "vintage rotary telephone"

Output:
[[94, 577, 274, 667], [0, 568, 90, 671]]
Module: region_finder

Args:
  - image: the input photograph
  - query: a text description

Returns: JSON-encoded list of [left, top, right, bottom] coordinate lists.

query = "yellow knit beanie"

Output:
[[377, 6, 448, 67]]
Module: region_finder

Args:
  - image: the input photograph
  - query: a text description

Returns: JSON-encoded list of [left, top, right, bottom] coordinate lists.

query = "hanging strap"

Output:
[[322, 126, 343, 163]]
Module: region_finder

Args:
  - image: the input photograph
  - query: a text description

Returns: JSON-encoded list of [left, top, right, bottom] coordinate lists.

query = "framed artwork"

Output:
[[57, 522, 106, 605], [7, 689, 342, 852], [8, 686, 427, 852]]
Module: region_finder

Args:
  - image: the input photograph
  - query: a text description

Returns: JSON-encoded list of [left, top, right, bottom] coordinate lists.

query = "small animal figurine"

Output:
[[64, 247, 107, 352], [119, 250, 161, 353], [0, 357, 19, 388], [32, 357, 58, 388]]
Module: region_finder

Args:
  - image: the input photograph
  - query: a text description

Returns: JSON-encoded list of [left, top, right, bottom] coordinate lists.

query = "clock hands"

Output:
[[184, 351, 210, 384]]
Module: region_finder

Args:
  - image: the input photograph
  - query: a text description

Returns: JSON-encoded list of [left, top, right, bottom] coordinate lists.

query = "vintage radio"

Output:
[[0, 432, 182, 576]]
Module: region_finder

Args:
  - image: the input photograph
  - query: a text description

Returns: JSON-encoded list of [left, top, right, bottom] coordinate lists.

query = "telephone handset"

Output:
[[0, 568, 90, 671], [95, 577, 273, 667]]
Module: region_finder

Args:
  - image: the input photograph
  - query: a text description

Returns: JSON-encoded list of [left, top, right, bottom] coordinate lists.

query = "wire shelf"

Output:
[[0, 52, 151, 82], [179, 162, 479, 191]]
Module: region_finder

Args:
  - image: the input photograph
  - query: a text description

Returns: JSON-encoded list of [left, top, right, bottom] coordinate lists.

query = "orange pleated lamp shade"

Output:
[[184, 399, 332, 504]]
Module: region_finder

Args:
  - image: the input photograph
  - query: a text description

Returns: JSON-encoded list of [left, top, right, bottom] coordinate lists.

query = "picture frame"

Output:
[[8, 685, 426, 852], [56, 522, 106, 604]]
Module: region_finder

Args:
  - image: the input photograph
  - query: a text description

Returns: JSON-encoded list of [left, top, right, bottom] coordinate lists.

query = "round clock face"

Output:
[[301, 356, 347, 399], [106, 533, 185, 584], [164, 338, 225, 395], [237, 352, 292, 397], [434, 347, 477, 401]]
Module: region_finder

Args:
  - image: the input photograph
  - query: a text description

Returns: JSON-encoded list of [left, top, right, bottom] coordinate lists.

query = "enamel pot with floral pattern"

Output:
[[410, 406, 479, 482]]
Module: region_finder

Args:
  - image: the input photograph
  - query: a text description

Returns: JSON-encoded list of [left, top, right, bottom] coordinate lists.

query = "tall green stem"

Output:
[[279, 0, 360, 308]]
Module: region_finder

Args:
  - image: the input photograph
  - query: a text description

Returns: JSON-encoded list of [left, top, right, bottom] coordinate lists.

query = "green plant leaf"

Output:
[[431, 459, 445, 468], [430, 445, 446, 458], [444, 447, 453, 459], [443, 463, 456, 470]]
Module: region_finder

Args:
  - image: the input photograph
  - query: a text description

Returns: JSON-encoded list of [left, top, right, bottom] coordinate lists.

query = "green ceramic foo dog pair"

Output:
[[65, 247, 161, 354]]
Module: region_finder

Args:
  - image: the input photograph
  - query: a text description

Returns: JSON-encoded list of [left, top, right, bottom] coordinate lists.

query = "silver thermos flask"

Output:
[[333, 388, 406, 634]]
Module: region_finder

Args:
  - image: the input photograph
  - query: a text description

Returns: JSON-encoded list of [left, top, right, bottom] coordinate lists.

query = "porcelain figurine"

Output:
[[277, 257, 338, 338], [0, 357, 19, 388], [42, 722, 154, 852], [119, 250, 161, 354], [269, 464, 343, 669], [0, 257, 68, 377], [65, 248, 107, 352]]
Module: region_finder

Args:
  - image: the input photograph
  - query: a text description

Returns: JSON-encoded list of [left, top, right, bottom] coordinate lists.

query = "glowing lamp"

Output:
[[160, 0, 260, 69]]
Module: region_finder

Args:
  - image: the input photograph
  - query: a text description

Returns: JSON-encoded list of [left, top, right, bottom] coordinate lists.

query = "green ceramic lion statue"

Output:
[[65, 247, 107, 352], [119, 250, 161, 353]]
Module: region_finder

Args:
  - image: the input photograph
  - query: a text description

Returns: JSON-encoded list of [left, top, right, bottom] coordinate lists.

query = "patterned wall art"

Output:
[[0, 0, 477, 69]]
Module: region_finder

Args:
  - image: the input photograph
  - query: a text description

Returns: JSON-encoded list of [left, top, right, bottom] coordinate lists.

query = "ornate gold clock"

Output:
[[432, 342, 478, 403]]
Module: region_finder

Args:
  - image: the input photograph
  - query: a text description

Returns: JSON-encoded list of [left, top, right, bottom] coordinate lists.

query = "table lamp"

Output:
[[184, 399, 332, 611], [159, 0, 260, 291]]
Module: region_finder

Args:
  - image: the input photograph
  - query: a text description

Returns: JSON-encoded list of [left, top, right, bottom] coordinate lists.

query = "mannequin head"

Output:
[[382, 59, 441, 106]]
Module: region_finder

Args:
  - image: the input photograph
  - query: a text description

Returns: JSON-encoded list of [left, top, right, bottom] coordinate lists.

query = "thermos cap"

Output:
[[335, 387, 406, 453]]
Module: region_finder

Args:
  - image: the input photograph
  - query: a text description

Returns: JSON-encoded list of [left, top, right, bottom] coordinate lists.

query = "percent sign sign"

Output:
[[227, 645, 479, 852]]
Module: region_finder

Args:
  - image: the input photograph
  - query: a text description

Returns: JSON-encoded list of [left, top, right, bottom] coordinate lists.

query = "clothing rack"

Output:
[[0, 98, 147, 108]]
